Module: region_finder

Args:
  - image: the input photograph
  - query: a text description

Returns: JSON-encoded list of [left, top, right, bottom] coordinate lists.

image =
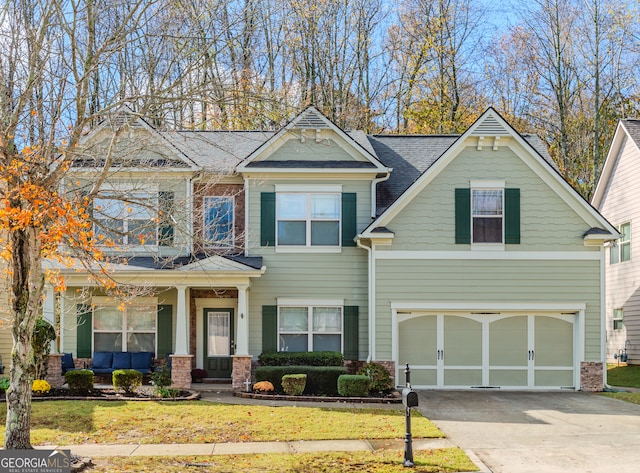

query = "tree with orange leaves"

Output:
[[0, 0, 171, 449]]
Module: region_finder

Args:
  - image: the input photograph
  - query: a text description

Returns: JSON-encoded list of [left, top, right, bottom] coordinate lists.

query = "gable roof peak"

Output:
[[291, 106, 333, 130]]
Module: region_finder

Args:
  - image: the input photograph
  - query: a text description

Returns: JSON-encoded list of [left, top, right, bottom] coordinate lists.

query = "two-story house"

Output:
[[39, 107, 617, 391], [593, 119, 640, 364]]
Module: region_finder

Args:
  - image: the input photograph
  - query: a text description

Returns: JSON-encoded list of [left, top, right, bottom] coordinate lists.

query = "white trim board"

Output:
[[375, 250, 601, 260]]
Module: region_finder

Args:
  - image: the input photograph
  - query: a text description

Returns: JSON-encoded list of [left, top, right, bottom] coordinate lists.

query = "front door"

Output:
[[204, 308, 234, 378]]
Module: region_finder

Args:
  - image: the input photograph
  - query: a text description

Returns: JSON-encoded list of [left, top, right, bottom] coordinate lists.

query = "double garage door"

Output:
[[398, 313, 575, 389]]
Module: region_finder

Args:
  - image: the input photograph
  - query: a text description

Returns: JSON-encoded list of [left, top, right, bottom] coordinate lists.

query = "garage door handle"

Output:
[[528, 350, 535, 360]]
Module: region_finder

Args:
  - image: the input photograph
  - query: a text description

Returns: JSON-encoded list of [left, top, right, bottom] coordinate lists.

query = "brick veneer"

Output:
[[232, 355, 253, 392], [580, 361, 604, 392], [171, 354, 194, 389], [45, 354, 65, 388]]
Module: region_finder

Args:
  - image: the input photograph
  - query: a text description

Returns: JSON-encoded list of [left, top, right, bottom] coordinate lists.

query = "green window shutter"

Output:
[[158, 191, 175, 246], [262, 305, 278, 353], [76, 304, 92, 358], [341, 193, 357, 247], [157, 305, 173, 358], [505, 188, 521, 244], [343, 306, 359, 361], [260, 193, 276, 246], [455, 188, 471, 244]]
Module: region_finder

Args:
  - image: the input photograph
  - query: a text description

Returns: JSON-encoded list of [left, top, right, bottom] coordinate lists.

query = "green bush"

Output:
[[281, 374, 307, 395], [112, 369, 143, 394], [357, 362, 394, 393], [64, 369, 94, 394], [258, 351, 343, 367], [33, 317, 56, 380], [150, 365, 172, 397], [338, 374, 370, 397], [0, 377, 10, 393], [255, 366, 346, 395]]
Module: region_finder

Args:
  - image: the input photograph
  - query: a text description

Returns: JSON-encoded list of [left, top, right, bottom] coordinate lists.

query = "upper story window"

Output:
[[94, 192, 158, 246], [613, 308, 624, 330], [204, 196, 234, 248], [472, 189, 503, 243], [276, 193, 341, 247], [610, 223, 631, 264]]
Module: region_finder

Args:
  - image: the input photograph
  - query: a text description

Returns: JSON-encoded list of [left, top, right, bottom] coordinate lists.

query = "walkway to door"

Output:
[[417, 390, 640, 473]]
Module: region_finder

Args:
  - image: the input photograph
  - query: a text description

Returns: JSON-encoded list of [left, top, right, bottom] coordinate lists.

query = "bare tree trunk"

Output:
[[5, 227, 44, 449]]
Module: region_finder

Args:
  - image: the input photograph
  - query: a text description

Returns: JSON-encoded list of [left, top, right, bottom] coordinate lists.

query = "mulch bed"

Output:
[[1, 388, 200, 402], [235, 390, 402, 403]]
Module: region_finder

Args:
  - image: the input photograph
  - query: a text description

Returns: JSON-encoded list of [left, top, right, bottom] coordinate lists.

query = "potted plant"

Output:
[[191, 368, 207, 383]]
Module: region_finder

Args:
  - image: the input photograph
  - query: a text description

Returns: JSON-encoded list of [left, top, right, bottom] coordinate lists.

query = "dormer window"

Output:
[[472, 189, 503, 244]]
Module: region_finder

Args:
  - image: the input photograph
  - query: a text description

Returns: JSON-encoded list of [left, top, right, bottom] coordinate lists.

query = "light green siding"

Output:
[[246, 178, 371, 358], [264, 137, 356, 162], [374, 259, 602, 360], [385, 146, 595, 251]]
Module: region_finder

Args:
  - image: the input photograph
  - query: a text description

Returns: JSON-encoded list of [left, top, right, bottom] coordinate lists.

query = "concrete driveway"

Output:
[[416, 390, 640, 473]]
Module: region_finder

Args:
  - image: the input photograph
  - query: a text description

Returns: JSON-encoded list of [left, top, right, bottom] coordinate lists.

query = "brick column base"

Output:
[[232, 355, 253, 392], [45, 354, 64, 388], [170, 355, 194, 389], [580, 361, 604, 392]]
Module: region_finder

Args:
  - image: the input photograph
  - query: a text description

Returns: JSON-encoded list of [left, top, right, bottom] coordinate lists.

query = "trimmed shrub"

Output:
[[338, 374, 370, 397], [112, 369, 143, 394], [357, 362, 394, 393], [258, 351, 343, 367], [64, 369, 94, 394], [282, 374, 307, 395], [0, 377, 10, 393], [255, 366, 347, 395]]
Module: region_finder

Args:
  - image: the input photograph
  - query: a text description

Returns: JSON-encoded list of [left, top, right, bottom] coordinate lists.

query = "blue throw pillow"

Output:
[[61, 353, 74, 371], [131, 352, 153, 370], [112, 352, 131, 370], [92, 352, 113, 369]]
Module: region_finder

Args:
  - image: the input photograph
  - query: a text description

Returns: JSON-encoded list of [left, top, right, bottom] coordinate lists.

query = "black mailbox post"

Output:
[[402, 363, 418, 467]]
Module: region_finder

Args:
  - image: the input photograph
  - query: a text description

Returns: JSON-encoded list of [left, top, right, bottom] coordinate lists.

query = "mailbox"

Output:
[[402, 388, 419, 408]]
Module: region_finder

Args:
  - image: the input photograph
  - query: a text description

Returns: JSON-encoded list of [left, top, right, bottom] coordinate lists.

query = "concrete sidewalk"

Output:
[[46, 438, 455, 458]]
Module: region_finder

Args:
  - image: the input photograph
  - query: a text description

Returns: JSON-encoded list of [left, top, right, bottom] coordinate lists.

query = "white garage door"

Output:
[[397, 312, 575, 389]]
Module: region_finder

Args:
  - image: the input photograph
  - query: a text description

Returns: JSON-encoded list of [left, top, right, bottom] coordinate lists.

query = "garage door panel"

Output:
[[399, 369, 437, 386], [490, 369, 528, 387], [489, 316, 528, 367], [445, 369, 482, 386], [399, 316, 436, 365], [535, 370, 573, 387], [444, 316, 482, 366], [535, 317, 573, 367]]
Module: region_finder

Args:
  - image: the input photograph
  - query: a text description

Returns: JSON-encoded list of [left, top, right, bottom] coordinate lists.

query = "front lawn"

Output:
[[0, 401, 443, 445], [607, 364, 640, 389]]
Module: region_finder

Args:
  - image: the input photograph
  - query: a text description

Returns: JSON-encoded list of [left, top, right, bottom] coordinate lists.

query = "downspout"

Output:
[[357, 237, 374, 363]]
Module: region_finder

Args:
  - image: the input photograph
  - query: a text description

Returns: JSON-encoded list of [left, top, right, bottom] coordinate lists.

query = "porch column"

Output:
[[171, 285, 193, 389], [174, 285, 189, 355], [235, 285, 249, 355], [43, 285, 57, 353]]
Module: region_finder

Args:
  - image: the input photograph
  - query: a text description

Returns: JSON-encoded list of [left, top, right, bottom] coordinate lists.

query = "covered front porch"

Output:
[[46, 255, 265, 390]]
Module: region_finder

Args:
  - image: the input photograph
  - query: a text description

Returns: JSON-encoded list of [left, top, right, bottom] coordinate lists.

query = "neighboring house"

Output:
[[592, 119, 640, 364], [34, 107, 617, 391]]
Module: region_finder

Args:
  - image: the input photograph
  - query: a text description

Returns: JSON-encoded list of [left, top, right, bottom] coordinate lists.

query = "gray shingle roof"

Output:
[[114, 254, 263, 270], [368, 133, 556, 214], [622, 119, 640, 148]]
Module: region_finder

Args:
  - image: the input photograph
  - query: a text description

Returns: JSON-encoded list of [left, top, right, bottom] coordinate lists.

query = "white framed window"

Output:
[[610, 223, 631, 264], [276, 193, 341, 247], [472, 188, 504, 244], [204, 196, 234, 247], [613, 308, 624, 330], [278, 305, 343, 352], [94, 191, 158, 246], [93, 302, 157, 354]]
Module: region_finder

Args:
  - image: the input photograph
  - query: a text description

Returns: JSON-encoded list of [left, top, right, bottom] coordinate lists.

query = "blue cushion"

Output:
[[112, 352, 131, 370], [91, 368, 113, 374], [92, 352, 113, 369], [61, 353, 75, 372], [131, 352, 153, 371]]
